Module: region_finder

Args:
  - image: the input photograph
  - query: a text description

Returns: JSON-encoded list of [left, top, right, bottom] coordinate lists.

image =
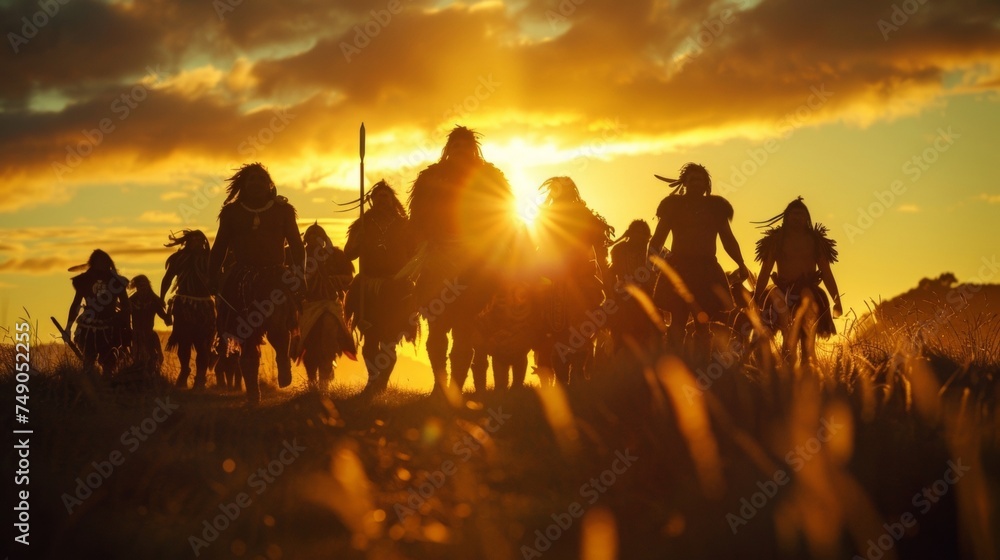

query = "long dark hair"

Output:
[[753, 196, 812, 229], [367, 180, 407, 218], [439, 126, 484, 163], [165, 229, 209, 253], [303, 222, 334, 249], [223, 162, 276, 206]]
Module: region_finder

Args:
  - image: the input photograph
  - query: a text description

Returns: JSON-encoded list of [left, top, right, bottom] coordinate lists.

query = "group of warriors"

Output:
[[63, 126, 842, 404]]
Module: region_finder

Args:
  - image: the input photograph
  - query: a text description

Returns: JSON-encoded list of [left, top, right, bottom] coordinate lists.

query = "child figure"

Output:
[[129, 274, 170, 373]]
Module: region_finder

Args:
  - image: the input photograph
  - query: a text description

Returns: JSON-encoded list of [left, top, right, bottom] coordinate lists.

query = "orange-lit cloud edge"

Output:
[[2, 0, 1000, 280]]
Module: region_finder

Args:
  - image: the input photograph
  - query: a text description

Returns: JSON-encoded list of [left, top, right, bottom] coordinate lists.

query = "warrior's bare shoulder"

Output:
[[655, 196, 679, 219], [706, 195, 734, 222]]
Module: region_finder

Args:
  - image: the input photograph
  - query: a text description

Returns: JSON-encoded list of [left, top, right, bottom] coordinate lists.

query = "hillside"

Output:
[[849, 273, 1000, 365]]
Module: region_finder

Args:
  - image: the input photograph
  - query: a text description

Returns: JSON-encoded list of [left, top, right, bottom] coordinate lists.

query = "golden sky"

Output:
[[2, 0, 1000, 349]]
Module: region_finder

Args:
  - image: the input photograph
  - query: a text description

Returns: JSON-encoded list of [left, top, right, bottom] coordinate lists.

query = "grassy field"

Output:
[[2, 308, 998, 560]]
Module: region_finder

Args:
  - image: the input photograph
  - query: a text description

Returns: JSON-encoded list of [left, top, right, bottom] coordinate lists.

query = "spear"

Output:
[[358, 123, 366, 334], [50, 317, 84, 361]]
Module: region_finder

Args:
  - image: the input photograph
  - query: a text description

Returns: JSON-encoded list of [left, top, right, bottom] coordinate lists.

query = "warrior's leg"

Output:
[[318, 355, 334, 389], [233, 353, 244, 391], [98, 351, 117, 379], [176, 344, 192, 388], [801, 307, 819, 369], [361, 341, 381, 390], [240, 344, 261, 404], [665, 302, 689, 355], [194, 337, 210, 388], [303, 350, 318, 385], [553, 343, 571, 385], [692, 321, 712, 368], [372, 341, 397, 392], [153, 338, 165, 372], [511, 351, 528, 388], [449, 326, 475, 393], [471, 346, 488, 392], [426, 322, 449, 390], [214, 337, 229, 387], [317, 348, 337, 391], [534, 341, 555, 387], [269, 327, 292, 389], [492, 355, 509, 391]]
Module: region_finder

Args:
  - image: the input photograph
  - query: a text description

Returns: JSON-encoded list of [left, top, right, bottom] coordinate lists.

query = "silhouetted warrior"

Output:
[[209, 163, 304, 404], [753, 197, 842, 365], [408, 126, 518, 395], [475, 223, 537, 390], [534, 176, 613, 385], [65, 249, 131, 375], [294, 222, 355, 390], [213, 251, 242, 390], [609, 219, 659, 353], [649, 163, 749, 363], [161, 229, 215, 389], [129, 274, 169, 373], [344, 180, 416, 393]]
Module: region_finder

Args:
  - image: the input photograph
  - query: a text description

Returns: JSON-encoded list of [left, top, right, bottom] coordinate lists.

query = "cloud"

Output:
[[0, 226, 188, 276], [976, 193, 1000, 204], [0, 256, 74, 274], [2, 0, 1000, 212], [897, 204, 920, 213], [138, 211, 183, 224]]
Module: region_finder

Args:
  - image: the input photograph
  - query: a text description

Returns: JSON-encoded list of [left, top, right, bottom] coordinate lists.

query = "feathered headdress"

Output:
[[653, 162, 712, 195], [751, 196, 811, 229]]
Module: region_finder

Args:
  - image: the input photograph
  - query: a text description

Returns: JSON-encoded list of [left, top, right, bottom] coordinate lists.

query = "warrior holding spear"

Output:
[[338, 125, 416, 393]]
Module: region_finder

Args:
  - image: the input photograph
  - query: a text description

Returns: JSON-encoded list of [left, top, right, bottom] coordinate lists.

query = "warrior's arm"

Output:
[[66, 292, 83, 330], [818, 253, 842, 317], [155, 297, 170, 323], [208, 222, 231, 289], [648, 219, 670, 256], [343, 225, 360, 261], [116, 282, 131, 317], [754, 256, 775, 305], [160, 266, 176, 301], [284, 213, 306, 274], [720, 220, 749, 279]]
